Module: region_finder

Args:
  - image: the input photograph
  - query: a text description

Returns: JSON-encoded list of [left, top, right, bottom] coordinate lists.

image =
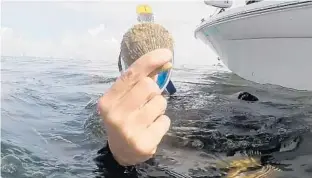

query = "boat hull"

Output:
[[195, 0, 312, 91]]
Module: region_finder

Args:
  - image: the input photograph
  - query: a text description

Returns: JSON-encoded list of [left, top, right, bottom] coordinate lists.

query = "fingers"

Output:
[[97, 49, 173, 166], [133, 95, 167, 127], [117, 77, 161, 115], [106, 49, 172, 102], [142, 115, 171, 151]]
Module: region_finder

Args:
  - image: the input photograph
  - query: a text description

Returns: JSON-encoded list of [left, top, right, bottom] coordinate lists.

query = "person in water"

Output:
[[95, 49, 173, 176], [93, 48, 301, 178]]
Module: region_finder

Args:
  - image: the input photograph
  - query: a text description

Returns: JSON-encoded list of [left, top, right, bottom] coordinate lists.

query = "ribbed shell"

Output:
[[215, 151, 281, 178], [215, 151, 262, 170], [120, 22, 174, 68]]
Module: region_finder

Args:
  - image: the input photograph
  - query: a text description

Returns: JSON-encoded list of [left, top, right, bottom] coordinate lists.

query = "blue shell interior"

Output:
[[156, 71, 171, 90]]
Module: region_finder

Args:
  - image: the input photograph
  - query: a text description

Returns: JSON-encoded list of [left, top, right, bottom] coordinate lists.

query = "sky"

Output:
[[1, 0, 246, 63]]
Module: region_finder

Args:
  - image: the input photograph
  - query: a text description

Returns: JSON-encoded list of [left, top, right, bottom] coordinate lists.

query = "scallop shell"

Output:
[[228, 165, 281, 178], [214, 150, 281, 178], [120, 22, 174, 71], [215, 151, 262, 170]]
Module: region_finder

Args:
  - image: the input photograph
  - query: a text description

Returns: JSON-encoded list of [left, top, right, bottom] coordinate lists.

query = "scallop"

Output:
[[214, 151, 281, 178], [230, 165, 281, 178], [215, 151, 262, 170], [120, 22, 174, 71]]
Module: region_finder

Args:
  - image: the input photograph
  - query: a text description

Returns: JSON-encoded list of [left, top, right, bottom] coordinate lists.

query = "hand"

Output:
[[97, 49, 172, 166]]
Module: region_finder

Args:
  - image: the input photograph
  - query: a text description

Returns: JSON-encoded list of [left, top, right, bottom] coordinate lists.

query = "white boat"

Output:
[[195, 0, 312, 91]]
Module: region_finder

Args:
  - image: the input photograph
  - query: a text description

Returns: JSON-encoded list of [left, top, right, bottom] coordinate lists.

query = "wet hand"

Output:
[[98, 49, 172, 166]]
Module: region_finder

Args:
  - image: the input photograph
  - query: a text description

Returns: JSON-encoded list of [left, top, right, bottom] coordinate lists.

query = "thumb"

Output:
[[148, 62, 172, 79]]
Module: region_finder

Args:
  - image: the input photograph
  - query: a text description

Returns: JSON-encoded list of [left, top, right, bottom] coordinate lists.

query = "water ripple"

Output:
[[2, 56, 312, 178]]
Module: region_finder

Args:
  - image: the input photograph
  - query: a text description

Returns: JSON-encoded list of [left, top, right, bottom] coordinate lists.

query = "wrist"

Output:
[[94, 141, 137, 174]]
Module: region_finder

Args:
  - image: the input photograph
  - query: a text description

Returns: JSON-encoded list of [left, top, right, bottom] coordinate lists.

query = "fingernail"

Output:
[[159, 62, 172, 72]]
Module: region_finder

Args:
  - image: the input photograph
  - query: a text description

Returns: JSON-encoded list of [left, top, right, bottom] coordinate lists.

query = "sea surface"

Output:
[[1, 55, 312, 178]]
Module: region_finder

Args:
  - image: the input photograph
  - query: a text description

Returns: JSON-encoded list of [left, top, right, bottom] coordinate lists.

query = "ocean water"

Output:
[[2, 55, 312, 178]]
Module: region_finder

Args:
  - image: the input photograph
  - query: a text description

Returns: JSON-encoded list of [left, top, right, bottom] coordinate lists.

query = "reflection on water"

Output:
[[1, 56, 312, 178]]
